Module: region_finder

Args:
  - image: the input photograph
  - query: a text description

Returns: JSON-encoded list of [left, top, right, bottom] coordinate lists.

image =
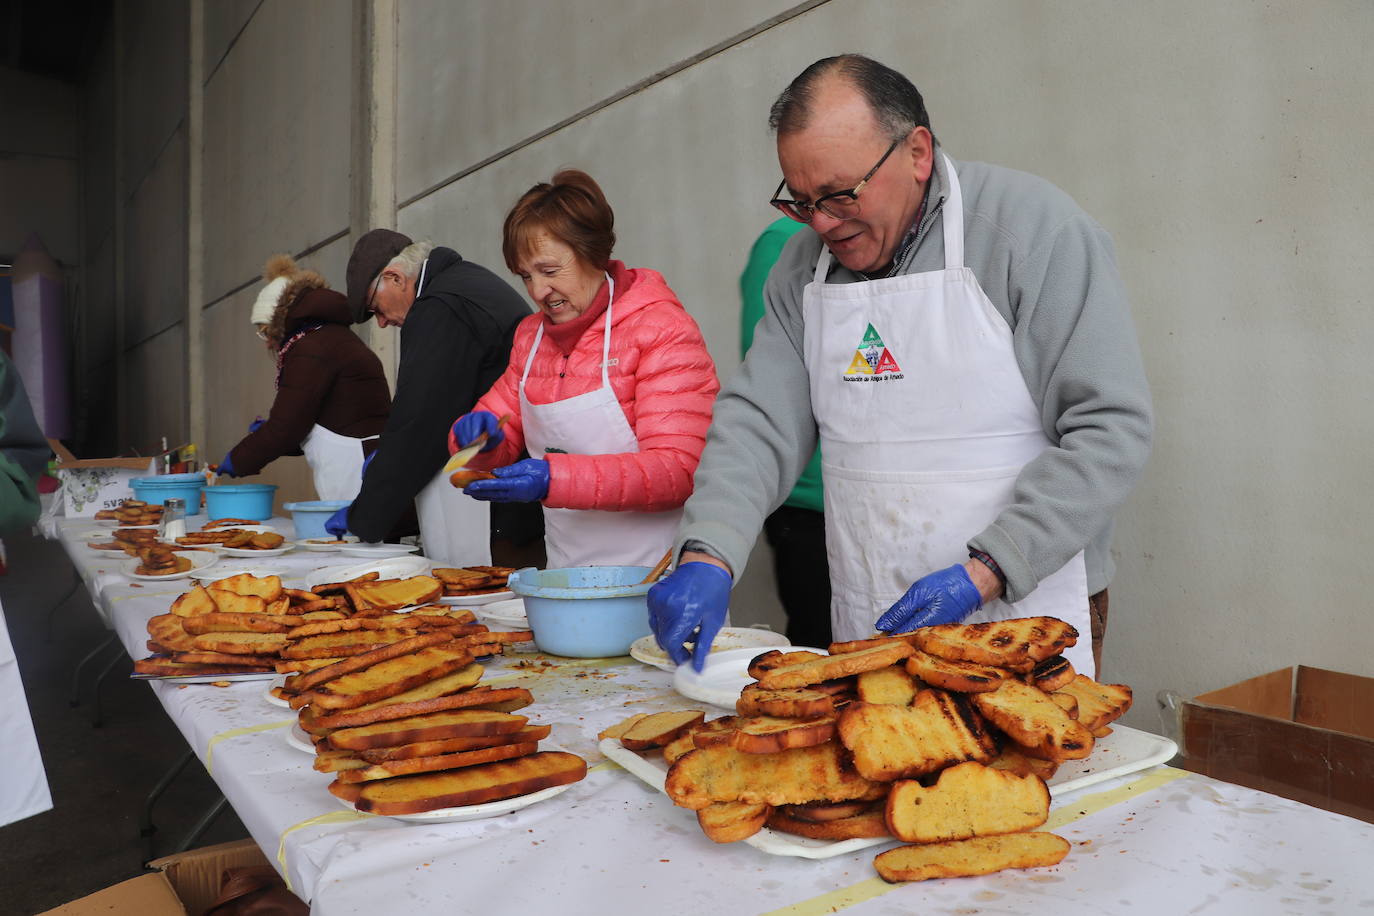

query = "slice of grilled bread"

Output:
[[618, 710, 706, 751], [349, 576, 444, 611], [146, 614, 197, 652], [598, 713, 650, 741], [190, 631, 290, 655], [696, 801, 771, 843], [357, 725, 552, 763], [285, 630, 459, 693], [664, 741, 887, 811], [767, 807, 890, 840], [182, 613, 306, 635], [1025, 656, 1075, 693], [167, 650, 278, 667], [971, 680, 1095, 762], [132, 657, 270, 677], [307, 645, 476, 710], [335, 740, 541, 784], [352, 751, 586, 815], [747, 650, 828, 680], [777, 799, 875, 823], [205, 589, 268, 616], [987, 744, 1061, 781], [736, 684, 836, 719], [885, 760, 1049, 843], [281, 629, 423, 659], [914, 617, 1078, 671], [838, 691, 997, 781], [728, 716, 837, 755], [209, 573, 283, 601], [758, 643, 916, 690], [856, 665, 918, 705], [306, 670, 501, 727], [827, 633, 923, 655], [327, 709, 528, 751], [664, 717, 739, 763], [275, 657, 348, 674], [905, 650, 1007, 693], [872, 832, 1071, 883], [1053, 674, 1133, 733], [169, 584, 216, 617]]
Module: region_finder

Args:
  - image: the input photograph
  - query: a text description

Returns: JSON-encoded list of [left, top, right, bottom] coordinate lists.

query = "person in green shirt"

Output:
[[740, 217, 831, 649], [0, 351, 47, 534]]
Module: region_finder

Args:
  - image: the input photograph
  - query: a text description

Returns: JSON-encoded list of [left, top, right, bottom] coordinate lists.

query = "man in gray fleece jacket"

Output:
[[649, 55, 1151, 676]]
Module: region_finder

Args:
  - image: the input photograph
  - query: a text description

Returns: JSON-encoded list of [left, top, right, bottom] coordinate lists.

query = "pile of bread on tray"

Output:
[[94, 498, 163, 525], [604, 616, 1131, 884], [174, 528, 286, 550], [134, 571, 524, 679], [432, 566, 514, 599], [285, 621, 587, 817], [89, 525, 172, 555]]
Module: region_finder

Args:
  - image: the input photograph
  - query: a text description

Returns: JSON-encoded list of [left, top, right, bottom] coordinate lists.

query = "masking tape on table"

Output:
[[205, 719, 292, 775], [277, 810, 373, 892], [758, 766, 1189, 916]]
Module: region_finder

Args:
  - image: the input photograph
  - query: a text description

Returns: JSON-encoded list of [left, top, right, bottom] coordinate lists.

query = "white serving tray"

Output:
[[599, 724, 1176, 860]]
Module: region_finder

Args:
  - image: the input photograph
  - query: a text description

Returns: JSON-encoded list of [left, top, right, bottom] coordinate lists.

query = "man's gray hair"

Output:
[[387, 241, 435, 279], [769, 54, 933, 143]]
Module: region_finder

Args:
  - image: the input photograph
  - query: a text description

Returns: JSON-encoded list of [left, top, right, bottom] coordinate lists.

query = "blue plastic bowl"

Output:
[[203, 484, 278, 522], [129, 474, 206, 516], [283, 500, 351, 540], [508, 565, 654, 658]]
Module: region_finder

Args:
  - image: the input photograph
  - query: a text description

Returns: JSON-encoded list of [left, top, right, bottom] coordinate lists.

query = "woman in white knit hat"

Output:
[[216, 255, 391, 500]]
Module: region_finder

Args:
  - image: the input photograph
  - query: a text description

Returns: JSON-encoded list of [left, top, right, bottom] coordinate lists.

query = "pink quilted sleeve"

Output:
[[544, 304, 719, 511]]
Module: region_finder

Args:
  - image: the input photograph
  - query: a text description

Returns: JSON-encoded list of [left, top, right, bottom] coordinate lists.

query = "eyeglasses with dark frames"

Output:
[[365, 274, 382, 317], [769, 137, 903, 224]]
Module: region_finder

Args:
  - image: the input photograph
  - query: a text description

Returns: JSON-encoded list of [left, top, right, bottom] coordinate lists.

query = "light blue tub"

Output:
[[129, 473, 206, 516], [203, 484, 278, 522], [507, 565, 654, 658], [283, 500, 351, 540]]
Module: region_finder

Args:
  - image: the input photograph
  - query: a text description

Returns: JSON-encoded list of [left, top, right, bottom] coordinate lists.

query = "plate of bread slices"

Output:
[[122, 548, 219, 580], [294, 536, 361, 552], [633, 627, 791, 673]]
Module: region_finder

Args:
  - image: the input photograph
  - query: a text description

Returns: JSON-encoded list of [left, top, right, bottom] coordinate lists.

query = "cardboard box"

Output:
[[1181, 665, 1374, 823], [48, 438, 157, 518], [39, 838, 275, 916]]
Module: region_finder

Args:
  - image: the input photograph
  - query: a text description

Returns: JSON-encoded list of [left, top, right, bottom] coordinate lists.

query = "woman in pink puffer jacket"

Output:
[[449, 170, 719, 569]]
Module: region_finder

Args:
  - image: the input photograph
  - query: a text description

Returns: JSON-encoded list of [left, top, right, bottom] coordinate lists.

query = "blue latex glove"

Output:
[[217, 452, 237, 477], [462, 458, 549, 503], [324, 505, 351, 538], [248, 416, 265, 433], [875, 563, 983, 632], [450, 410, 504, 452], [360, 450, 376, 479], [648, 561, 732, 673]]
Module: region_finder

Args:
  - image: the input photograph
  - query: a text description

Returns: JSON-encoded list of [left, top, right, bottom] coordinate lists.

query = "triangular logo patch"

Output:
[[842, 323, 903, 381]]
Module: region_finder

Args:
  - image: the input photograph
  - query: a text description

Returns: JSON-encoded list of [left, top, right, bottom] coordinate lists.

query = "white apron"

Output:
[[0, 596, 52, 827], [519, 274, 682, 569], [406, 256, 492, 567], [802, 154, 1093, 676], [300, 424, 377, 500]]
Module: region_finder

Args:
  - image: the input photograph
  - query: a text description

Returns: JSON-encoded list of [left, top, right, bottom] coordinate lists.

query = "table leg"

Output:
[[174, 795, 228, 854], [69, 630, 119, 707], [45, 567, 83, 642], [89, 648, 130, 728]]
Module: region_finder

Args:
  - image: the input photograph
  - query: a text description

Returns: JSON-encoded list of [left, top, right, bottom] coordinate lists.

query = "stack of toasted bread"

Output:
[[616, 617, 1131, 884], [90, 526, 176, 555], [285, 626, 585, 816], [134, 545, 193, 576], [175, 528, 286, 550], [133, 572, 532, 680], [94, 499, 164, 525], [432, 566, 514, 598]]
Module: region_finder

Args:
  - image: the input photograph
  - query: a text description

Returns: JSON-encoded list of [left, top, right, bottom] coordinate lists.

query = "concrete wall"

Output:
[[0, 66, 80, 265], [81, 0, 1374, 732]]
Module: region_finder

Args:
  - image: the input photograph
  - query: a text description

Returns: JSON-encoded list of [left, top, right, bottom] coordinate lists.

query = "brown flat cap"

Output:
[[346, 228, 413, 322]]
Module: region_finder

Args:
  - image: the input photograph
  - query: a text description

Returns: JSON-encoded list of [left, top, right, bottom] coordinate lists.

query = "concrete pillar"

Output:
[[187, 0, 206, 454], [111, 2, 126, 450]]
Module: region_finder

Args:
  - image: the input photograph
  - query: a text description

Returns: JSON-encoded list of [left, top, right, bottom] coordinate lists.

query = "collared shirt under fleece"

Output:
[[678, 145, 1153, 604]]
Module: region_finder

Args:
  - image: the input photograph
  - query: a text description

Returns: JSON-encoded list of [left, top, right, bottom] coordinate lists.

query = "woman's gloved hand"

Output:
[[217, 452, 238, 477], [324, 505, 351, 538], [875, 563, 983, 632], [462, 459, 549, 502], [248, 416, 265, 433], [449, 411, 505, 452], [648, 561, 732, 673]]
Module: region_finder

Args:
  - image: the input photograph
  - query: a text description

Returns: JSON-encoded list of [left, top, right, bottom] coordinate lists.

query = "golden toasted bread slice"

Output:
[[664, 717, 739, 763], [281, 629, 422, 659], [432, 567, 492, 588], [914, 617, 1079, 671], [208, 574, 283, 601], [182, 613, 306, 635], [1025, 656, 1075, 693], [767, 807, 890, 840], [275, 657, 348, 674], [170, 584, 216, 617], [971, 680, 1095, 762], [873, 832, 1071, 883], [664, 742, 888, 811], [1053, 674, 1133, 733], [309, 677, 517, 729], [827, 633, 923, 655], [598, 713, 651, 741], [987, 745, 1061, 781], [838, 691, 997, 781], [777, 800, 876, 823], [312, 749, 368, 773], [328, 709, 529, 751], [307, 645, 475, 710], [250, 532, 285, 550], [729, 716, 838, 755], [1050, 692, 1079, 718], [168, 650, 278, 667], [285, 630, 460, 693], [357, 725, 552, 763], [905, 650, 1007, 693], [132, 657, 270, 677], [758, 644, 916, 690], [145, 614, 198, 652], [335, 740, 541, 784], [746, 650, 828, 681], [735, 684, 836, 719], [696, 802, 772, 843], [312, 572, 379, 595], [856, 665, 918, 705], [885, 761, 1049, 843], [619, 710, 707, 751], [352, 751, 587, 815], [349, 576, 444, 611], [205, 589, 268, 616], [190, 631, 290, 655]]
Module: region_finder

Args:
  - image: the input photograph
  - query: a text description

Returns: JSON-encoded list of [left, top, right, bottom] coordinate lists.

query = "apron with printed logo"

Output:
[[519, 273, 682, 569], [801, 154, 1093, 676]]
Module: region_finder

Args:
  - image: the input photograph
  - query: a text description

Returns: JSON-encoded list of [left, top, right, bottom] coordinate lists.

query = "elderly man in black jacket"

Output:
[[325, 230, 535, 565]]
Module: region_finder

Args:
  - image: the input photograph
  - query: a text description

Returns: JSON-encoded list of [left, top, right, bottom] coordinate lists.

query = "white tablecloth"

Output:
[[48, 516, 1374, 914]]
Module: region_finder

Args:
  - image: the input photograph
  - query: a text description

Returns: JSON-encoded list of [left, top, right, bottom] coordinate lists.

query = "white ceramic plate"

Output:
[[130, 670, 277, 684], [337, 543, 420, 558], [600, 726, 1178, 859], [285, 723, 316, 755], [214, 544, 296, 558], [304, 557, 434, 589], [438, 589, 515, 607], [121, 550, 220, 581], [672, 646, 829, 708], [476, 598, 528, 627], [263, 677, 292, 709], [631, 627, 790, 672], [196, 524, 276, 535], [293, 536, 361, 552]]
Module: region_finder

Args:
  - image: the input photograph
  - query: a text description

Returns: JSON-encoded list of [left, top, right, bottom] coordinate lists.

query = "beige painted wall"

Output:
[[87, 1, 1374, 734]]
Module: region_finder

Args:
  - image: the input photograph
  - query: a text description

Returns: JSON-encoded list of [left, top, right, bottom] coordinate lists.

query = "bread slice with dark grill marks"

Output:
[[913, 617, 1078, 671], [837, 690, 997, 781], [664, 741, 887, 811], [970, 679, 1095, 761]]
